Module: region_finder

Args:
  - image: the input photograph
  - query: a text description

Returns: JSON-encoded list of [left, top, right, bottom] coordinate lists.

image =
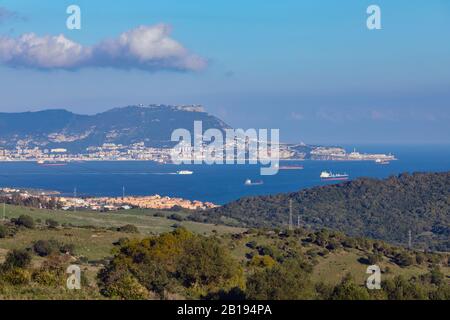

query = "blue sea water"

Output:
[[0, 145, 449, 204]]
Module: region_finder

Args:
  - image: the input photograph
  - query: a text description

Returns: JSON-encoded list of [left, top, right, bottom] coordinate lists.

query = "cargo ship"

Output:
[[278, 165, 304, 170], [320, 171, 349, 181]]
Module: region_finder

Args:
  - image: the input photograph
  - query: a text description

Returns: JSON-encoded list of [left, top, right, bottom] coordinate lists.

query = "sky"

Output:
[[0, 0, 449, 145]]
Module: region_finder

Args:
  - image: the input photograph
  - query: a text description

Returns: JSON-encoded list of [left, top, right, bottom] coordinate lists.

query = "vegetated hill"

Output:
[[207, 172, 450, 251], [1, 205, 449, 300], [0, 104, 230, 152]]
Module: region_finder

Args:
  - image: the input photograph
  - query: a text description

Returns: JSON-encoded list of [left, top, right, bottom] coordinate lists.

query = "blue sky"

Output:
[[0, 0, 449, 144]]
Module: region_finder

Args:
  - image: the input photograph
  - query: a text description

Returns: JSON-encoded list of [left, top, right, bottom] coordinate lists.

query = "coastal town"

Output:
[[0, 142, 396, 163], [0, 187, 217, 211]]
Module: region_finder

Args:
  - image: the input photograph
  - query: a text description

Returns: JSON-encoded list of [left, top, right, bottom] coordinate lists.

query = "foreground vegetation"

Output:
[[0, 205, 448, 300]]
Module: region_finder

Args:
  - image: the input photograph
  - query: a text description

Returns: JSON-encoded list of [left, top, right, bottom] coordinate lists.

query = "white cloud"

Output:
[[0, 24, 207, 71], [0, 33, 90, 68]]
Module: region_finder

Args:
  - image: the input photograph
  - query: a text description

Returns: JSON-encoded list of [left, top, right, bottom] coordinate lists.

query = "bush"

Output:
[[394, 252, 414, 267], [60, 243, 76, 255], [1, 268, 32, 285], [99, 228, 242, 299], [33, 240, 61, 257], [246, 241, 258, 249], [0, 225, 8, 238], [248, 255, 276, 269], [2, 249, 32, 270], [169, 205, 184, 212], [168, 213, 184, 222], [16, 215, 35, 229], [32, 270, 60, 286], [100, 270, 151, 300], [117, 224, 139, 233], [153, 212, 165, 218], [45, 219, 59, 229], [330, 274, 370, 300], [246, 260, 314, 300], [367, 253, 383, 265]]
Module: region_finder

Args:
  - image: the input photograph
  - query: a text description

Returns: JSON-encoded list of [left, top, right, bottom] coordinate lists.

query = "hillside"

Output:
[[0, 205, 448, 300], [206, 172, 450, 251], [0, 105, 230, 152]]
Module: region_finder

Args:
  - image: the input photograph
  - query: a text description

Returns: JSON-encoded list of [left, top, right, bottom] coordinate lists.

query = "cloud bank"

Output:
[[0, 24, 207, 71]]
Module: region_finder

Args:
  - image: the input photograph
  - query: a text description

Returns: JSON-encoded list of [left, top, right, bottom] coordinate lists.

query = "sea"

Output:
[[0, 145, 449, 205]]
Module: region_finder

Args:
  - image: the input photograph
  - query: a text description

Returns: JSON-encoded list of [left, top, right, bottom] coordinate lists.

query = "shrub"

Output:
[[330, 274, 370, 300], [2, 249, 32, 270], [246, 241, 258, 249], [394, 252, 414, 267], [117, 224, 139, 233], [367, 253, 383, 265], [169, 205, 184, 212], [33, 240, 61, 257], [100, 271, 151, 300], [246, 260, 314, 300], [415, 253, 426, 265], [248, 255, 276, 269], [0, 225, 8, 238], [45, 219, 59, 229], [168, 213, 184, 222], [99, 228, 242, 299], [60, 243, 76, 255], [1, 268, 32, 285], [16, 215, 35, 229], [153, 212, 165, 218], [32, 270, 60, 287]]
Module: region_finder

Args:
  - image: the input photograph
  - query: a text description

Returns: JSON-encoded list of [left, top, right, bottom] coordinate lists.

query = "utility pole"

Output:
[[73, 187, 77, 213], [288, 199, 293, 231], [408, 230, 412, 249]]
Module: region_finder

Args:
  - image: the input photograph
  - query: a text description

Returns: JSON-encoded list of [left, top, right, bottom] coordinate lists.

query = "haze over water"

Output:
[[0, 145, 449, 204]]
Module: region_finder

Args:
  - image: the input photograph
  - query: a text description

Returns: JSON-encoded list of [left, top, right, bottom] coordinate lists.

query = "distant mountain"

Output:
[[0, 105, 230, 152], [206, 172, 450, 251]]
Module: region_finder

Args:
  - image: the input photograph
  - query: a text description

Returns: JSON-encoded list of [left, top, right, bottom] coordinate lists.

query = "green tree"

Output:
[[330, 274, 370, 300], [246, 259, 314, 300]]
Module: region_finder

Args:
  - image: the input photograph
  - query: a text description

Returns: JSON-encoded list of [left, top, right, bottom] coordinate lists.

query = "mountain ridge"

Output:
[[0, 104, 230, 152]]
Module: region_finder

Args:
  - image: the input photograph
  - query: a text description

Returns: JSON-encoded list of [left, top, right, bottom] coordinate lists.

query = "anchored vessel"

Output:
[[375, 158, 390, 165], [177, 170, 193, 175], [320, 171, 349, 181], [244, 179, 264, 186], [279, 165, 304, 170]]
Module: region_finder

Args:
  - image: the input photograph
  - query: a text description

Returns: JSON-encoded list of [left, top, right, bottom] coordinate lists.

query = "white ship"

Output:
[[320, 171, 349, 181], [375, 158, 390, 165], [177, 170, 193, 175], [244, 179, 264, 186]]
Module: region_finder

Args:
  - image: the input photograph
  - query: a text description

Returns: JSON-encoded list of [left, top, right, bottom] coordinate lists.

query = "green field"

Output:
[[0, 205, 448, 300], [2, 205, 244, 235]]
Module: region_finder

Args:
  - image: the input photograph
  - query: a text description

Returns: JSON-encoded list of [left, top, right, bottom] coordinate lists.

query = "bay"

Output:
[[0, 144, 449, 204]]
